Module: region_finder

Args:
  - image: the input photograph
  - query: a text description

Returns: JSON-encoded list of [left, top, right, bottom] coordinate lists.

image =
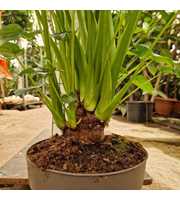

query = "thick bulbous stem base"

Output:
[[63, 104, 105, 143]]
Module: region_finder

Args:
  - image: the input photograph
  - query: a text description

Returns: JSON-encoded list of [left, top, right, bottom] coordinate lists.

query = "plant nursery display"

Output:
[[0, 8, 180, 191], [0, 9, 179, 190]]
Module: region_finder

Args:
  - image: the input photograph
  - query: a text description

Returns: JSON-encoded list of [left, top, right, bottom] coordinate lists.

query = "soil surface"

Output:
[[27, 134, 147, 173]]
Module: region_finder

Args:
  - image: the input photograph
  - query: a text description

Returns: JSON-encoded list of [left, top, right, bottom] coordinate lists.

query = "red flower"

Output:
[[0, 58, 13, 80]]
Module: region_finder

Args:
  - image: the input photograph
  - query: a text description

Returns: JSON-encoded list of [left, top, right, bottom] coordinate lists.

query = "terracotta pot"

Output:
[[26, 140, 148, 190], [173, 100, 180, 114], [154, 97, 175, 117]]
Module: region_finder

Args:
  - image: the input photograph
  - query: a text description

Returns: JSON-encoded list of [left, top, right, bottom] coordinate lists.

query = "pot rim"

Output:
[[128, 101, 153, 104], [26, 139, 148, 177], [155, 97, 177, 102]]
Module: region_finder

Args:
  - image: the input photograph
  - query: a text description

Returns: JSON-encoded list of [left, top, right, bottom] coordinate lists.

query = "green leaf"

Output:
[[22, 31, 38, 41], [132, 75, 154, 94], [174, 62, 180, 78], [159, 65, 174, 74], [65, 102, 77, 128], [42, 95, 65, 129], [148, 65, 158, 76], [152, 53, 173, 66], [0, 42, 23, 57], [0, 24, 23, 46], [111, 11, 140, 88], [131, 44, 152, 58], [61, 93, 76, 104], [96, 65, 112, 115]]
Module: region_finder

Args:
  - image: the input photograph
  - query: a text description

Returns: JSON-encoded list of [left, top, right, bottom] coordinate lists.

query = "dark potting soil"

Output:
[[27, 134, 147, 173]]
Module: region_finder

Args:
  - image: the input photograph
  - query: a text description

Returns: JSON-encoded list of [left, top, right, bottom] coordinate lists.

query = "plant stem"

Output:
[[150, 74, 161, 102]]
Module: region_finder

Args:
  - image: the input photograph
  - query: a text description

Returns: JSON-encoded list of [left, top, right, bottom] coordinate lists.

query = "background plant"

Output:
[[0, 10, 45, 97], [120, 11, 180, 103]]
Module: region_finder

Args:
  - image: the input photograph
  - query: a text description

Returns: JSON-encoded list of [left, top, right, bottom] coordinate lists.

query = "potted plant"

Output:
[[126, 71, 156, 123], [25, 10, 150, 190], [127, 101, 154, 123], [152, 12, 180, 117], [126, 46, 177, 121], [173, 101, 180, 116], [154, 97, 175, 117], [125, 11, 178, 122], [153, 61, 180, 117]]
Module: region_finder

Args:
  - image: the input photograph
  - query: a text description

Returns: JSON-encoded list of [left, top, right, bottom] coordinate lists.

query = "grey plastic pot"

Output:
[[27, 142, 148, 190], [127, 101, 153, 123]]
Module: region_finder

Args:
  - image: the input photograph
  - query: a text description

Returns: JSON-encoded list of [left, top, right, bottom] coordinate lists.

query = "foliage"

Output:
[[35, 10, 161, 130], [0, 11, 44, 95], [0, 23, 24, 58], [121, 11, 180, 101], [2, 11, 32, 30]]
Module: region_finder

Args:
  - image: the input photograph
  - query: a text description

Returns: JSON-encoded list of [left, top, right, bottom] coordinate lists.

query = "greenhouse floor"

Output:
[[0, 106, 180, 189]]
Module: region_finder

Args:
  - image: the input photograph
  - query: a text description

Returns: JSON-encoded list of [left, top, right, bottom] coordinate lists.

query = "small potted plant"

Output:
[[125, 11, 178, 122], [153, 62, 180, 117], [26, 10, 149, 190], [126, 45, 176, 122]]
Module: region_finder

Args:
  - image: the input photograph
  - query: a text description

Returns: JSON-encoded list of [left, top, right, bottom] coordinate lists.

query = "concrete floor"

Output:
[[0, 107, 51, 168]]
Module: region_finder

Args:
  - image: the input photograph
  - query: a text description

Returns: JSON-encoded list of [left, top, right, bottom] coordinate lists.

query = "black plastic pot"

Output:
[[127, 101, 153, 123]]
